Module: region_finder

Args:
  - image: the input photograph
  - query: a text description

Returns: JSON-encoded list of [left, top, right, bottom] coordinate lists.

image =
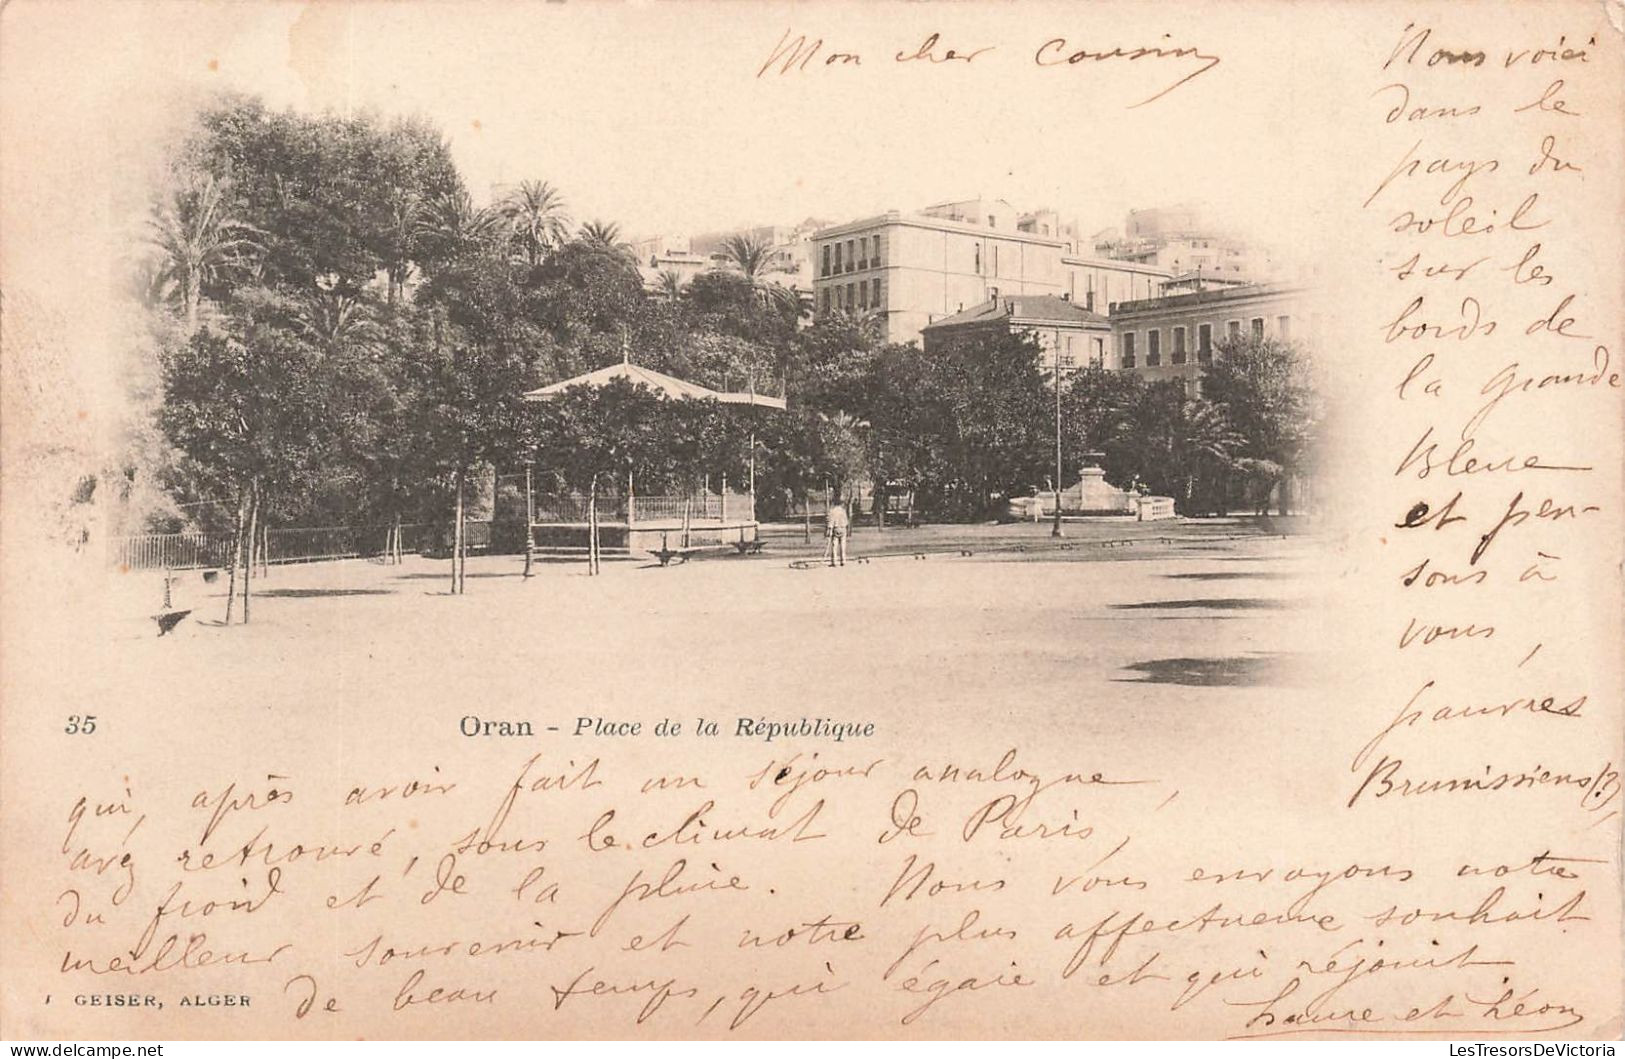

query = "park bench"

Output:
[[648, 533, 701, 567]]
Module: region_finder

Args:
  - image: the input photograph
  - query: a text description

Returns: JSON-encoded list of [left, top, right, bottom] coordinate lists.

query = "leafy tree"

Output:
[[1059, 366, 1146, 489], [864, 333, 1050, 520], [789, 311, 881, 415], [399, 306, 535, 592], [182, 99, 461, 295], [362, 116, 464, 297], [158, 288, 334, 621], [532, 380, 685, 566], [684, 270, 796, 345], [1202, 336, 1320, 514], [407, 233, 549, 590]]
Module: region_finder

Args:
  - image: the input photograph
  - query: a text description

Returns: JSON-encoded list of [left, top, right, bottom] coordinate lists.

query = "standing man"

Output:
[[825, 492, 850, 567]]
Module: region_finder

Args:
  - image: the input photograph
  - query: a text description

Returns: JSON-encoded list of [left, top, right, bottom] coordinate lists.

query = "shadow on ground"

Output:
[[256, 588, 394, 598], [1111, 597, 1301, 611], [1118, 653, 1307, 687], [396, 571, 521, 580], [1163, 571, 1297, 582]]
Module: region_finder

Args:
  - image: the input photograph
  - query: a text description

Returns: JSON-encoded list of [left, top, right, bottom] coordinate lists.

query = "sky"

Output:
[[1, 0, 1367, 432], [2, 0, 1354, 251]]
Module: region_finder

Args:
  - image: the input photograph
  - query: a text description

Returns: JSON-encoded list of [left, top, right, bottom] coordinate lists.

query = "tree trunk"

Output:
[[460, 478, 469, 591], [803, 495, 811, 544], [224, 488, 245, 625], [523, 465, 535, 579], [587, 472, 600, 576], [242, 482, 259, 623], [452, 469, 465, 594]]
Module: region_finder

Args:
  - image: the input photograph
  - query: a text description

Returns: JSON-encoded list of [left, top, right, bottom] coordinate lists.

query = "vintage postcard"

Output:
[[1, 0, 1620, 1044]]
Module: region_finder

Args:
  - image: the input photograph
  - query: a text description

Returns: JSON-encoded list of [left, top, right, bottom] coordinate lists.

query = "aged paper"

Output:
[[1, 0, 1621, 1042]]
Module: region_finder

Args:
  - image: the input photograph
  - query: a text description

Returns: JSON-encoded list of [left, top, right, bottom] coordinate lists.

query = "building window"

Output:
[[1277, 315, 1291, 339], [1121, 331, 1137, 369], [846, 240, 856, 273], [873, 235, 883, 268], [1146, 328, 1161, 367], [1172, 326, 1187, 365], [1198, 323, 1213, 362], [870, 277, 880, 307], [1085, 290, 1096, 312], [1227, 319, 1241, 341], [974, 243, 982, 275], [858, 282, 868, 310], [1092, 337, 1105, 367], [846, 282, 855, 308], [820, 288, 830, 314], [1251, 317, 1265, 340], [834, 243, 843, 273], [993, 244, 1000, 276], [821, 245, 831, 278]]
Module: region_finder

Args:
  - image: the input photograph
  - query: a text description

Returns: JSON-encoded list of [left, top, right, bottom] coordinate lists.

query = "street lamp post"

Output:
[[1052, 341, 1064, 538]]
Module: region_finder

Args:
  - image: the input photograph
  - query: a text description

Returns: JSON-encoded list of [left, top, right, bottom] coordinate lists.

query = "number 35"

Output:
[[65, 715, 97, 734]]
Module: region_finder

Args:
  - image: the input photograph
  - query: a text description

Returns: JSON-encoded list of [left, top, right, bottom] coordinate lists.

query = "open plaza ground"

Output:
[[51, 518, 1330, 785]]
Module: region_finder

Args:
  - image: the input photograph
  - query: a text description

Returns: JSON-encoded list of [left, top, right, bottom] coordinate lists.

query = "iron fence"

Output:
[[109, 522, 438, 571], [108, 532, 236, 572], [530, 493, 743, 524]]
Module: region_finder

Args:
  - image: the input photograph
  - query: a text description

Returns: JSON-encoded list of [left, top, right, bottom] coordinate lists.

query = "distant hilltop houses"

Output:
[[628, 198, 1315, 391]]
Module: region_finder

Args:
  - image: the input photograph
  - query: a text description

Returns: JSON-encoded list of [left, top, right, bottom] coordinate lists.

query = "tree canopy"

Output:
[[116, 88, 1324, 613]]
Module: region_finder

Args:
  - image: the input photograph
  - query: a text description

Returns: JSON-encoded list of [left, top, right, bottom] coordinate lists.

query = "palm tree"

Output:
[[414, 189, 498, 266], [656, 269, 687, 301], [1166, 398, 1241, 511], [577, 219, 631, 257], [720, 233, 773, 281], [826, 306, 882, 345], [146, 173, 261, 329], [296, 290, 383, 354], [762, 282, 809, 324], [718, 233, 810, 326], [499, 180, 570, 267], [380, 188, 423, 304], [129, 257, 181, 315]]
